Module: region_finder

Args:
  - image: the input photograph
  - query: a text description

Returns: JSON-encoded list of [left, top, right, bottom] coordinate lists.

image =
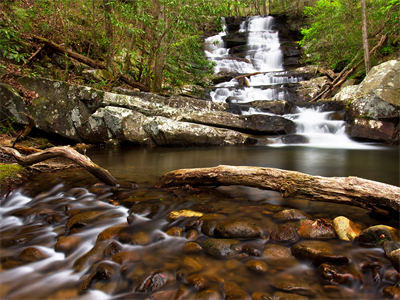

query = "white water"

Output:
[[205, 16, 377, 149]]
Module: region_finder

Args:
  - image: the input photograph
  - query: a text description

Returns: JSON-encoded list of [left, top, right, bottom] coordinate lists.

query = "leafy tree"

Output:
[[299, 0, 400, 72]]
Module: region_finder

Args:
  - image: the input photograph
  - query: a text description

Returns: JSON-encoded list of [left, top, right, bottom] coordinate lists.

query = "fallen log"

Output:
[[160, 165, 400, 216], [0, 146, 118, 186]]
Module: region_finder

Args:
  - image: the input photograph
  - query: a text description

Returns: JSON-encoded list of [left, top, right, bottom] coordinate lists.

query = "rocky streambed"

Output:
[[0, 169, 399, 299]]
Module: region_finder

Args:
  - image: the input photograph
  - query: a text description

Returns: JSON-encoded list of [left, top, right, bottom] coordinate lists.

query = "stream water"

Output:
[[1, 15, 399, 300]]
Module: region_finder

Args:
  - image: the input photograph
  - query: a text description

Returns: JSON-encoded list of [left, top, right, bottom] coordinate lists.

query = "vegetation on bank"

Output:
[[0, 0, 398, 96]]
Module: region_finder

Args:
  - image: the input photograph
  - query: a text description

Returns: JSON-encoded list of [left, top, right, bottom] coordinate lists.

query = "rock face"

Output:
[[0, 77, 297, 146], [334, 60, 400, 144]]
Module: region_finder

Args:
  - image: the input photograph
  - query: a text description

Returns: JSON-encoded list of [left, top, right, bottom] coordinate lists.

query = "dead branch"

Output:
[[0, 145, 118, 186], [160, 165, 400, 216]]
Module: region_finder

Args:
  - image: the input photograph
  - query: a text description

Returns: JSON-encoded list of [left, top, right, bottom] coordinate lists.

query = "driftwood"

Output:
[[0, 146, 118, 186], [311, 35, 388, 102], [234, 72, 261, 80], [31, 35, 150, 92], [160, 165, 400, 216]]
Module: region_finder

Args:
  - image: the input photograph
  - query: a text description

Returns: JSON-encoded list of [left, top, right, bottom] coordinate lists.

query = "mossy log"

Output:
[[0, 146, 118, 186], [160, 165, 400, 216]]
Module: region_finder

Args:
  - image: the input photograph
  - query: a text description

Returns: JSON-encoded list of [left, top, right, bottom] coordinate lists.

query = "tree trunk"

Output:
[[160, 165, 400, 216], [1, 146, 119, 186], [103, 0, 114, 72], [361, 0, 370, 73]]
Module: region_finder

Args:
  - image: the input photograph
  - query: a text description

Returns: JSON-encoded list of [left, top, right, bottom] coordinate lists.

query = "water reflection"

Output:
[[88, 145, 399, 186]]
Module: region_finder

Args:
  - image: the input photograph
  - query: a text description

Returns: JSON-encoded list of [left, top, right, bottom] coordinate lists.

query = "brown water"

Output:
[[0, 145, 399, 299]]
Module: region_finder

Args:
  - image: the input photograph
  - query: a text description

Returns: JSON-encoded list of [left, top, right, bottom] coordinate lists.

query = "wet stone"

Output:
[[223, 282, 251, 300], [182, 256, 203, 273], [214, 218, 262, 239], [19, 247, 48, 262], [55, 235, 82, 254], [186, 274, 210, 291], [97, 223, 128, 241], [66, 210, 103, 232], [165, 226, 183, 237], [383, 285, 400, 299], [245, 259, 268, 273], [192, 289, 221, 300], [202, 238, 240, 259], [183, 242, 203, 254], [273, 209, 308, 221], [273, 291, 309, 300], [297, 219, 336, 240], [241, 243, 262, 257], [129, 202, 163, 219], [318, 263, 361, 286], [135, 271, 169, 293], [333, 216, 362, 241], [150, 289, 178, 300], [291, 240, 349, 265], [103, 241, 123, 257], [263, 243, 294, 260], [186, 229, 199, 240], [384, 242, 400, 272], [358, 225, 399, 247], [271, 222, 299, 243], [270, 273, 316, 296], [112, 250, 141, 264], [168, 209, 203, 221], [119, 231, 151, 245]]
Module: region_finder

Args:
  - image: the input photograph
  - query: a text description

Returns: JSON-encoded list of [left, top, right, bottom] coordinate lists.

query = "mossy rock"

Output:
[[0, 163, 27, 192]]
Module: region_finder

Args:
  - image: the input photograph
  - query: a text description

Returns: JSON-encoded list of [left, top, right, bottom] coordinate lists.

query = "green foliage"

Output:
[[0, 117, 16, 135], [300, 0, 400, 71]]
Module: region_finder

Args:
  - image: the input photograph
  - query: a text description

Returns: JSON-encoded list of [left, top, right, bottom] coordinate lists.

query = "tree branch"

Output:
[[0, 146, 118, 186]]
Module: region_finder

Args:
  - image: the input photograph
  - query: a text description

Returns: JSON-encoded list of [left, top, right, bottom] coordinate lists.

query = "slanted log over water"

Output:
[[0, 146, 118, 186], [160, 165, 400, 216]]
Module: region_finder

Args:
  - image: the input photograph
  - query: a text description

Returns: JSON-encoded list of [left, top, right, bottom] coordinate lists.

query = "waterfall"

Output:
[[205, 16, 377, 149]]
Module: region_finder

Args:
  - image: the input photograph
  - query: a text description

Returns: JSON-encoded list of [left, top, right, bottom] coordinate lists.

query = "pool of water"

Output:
[[0, 144, 399, 299]]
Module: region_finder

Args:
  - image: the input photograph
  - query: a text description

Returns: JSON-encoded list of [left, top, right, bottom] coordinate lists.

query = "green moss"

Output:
[[0, 164, 25, 182]]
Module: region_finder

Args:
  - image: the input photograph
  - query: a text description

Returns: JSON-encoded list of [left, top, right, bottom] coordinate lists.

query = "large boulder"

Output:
[[0, 77, 285, 146], [334, 60, 400, 143]]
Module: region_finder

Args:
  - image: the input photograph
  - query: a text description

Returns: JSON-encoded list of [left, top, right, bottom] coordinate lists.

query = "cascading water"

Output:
[[205, 16, 377, 149]]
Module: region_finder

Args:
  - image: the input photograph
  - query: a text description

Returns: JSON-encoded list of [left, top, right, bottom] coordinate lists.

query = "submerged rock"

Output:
[[270, 272, 316, 296], [297, 219, 336, 240], [358, 225, 399, 247], [245, 259, 268, 273], [263, 244, 294, 260], [384, 241, 400, 271], [214, 218, 262, 239], [19, 247, 48, 262], [291, 240, 349, 265], [318, 263, 361, 286], [223, 282, 251, 300], [273, 208, 308, 221], [202, 238, 240, 259]]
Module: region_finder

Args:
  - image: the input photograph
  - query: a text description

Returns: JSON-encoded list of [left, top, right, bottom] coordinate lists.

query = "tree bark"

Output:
[[103, 0, 114, 72], [0, 146, 119, 186], [361, 0, 370, 73], [160, 165, 400, 216]]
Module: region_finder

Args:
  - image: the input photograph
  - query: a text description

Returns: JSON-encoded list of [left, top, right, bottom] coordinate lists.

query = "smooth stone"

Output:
[[150, 289, 178, 300], [55, 235, 82, 254], [19, 247, 48, 262], [245, 260, 268, 273], [186, 229, 199, 240], [273, 291, 309, 300], [168, 210, 204, 221], [214, 218, 262, 239], [135, 271, 169, 293], [103, 241, 123, 258], [333, 216, 362, 241], [182, 256, 203, 273], [166, 226, 183, 237], [112, 250, 141, 264], [223, 282, 251, 300], [270, 222, 299, 243], [297, 219, 336, 240], [183, 242, 203, 254], [202, 238, 240, 259], [383, 285, 400, 299], [192, 289, 221, 300], [270, 273, 316, 296], [384, 242, 400, 271], [186, 274, 210, 291], [119, 231, 151, 245], [358, 225, 399, 246], [97, 223, 128, 241], [66, 210, 102, 231], [263, 244, 294, 260], [273, 209, 308, 221], [291, 240, 349, 265]]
